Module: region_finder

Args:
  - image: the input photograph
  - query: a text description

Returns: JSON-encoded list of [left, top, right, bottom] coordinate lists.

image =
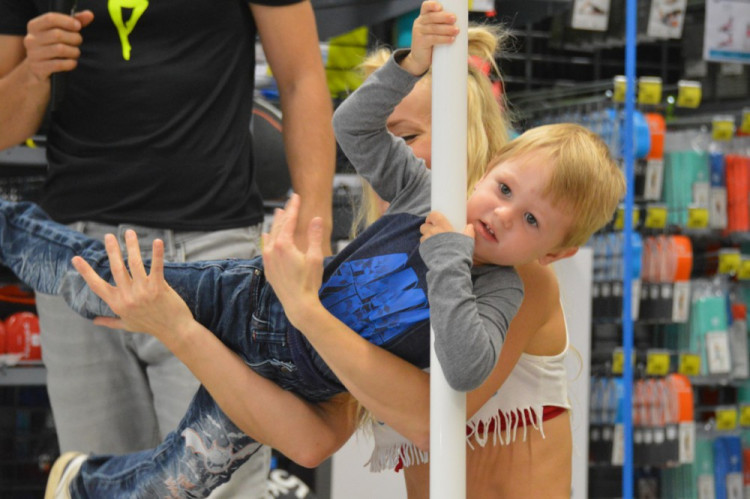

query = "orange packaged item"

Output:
[[645, 113, 666, 160]]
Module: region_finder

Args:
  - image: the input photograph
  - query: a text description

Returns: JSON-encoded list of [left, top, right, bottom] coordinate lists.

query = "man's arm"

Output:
[[252, 1, 335, 253], [0, 12, 93, 150]]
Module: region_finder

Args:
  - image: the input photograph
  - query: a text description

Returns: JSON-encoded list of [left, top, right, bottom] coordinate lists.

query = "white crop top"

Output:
[[367, 323, 571, 472]]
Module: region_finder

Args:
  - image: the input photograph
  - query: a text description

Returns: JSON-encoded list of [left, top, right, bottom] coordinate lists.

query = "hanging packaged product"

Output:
[[708, 150, 728, 230], [741, 108, 750, 134], [689, 279, 732, 380], [718, 248, 742, 276], [713, 434, 744, 498], [647, 0, 688, 39], [724, 153, 750, 232], [658, 377, 681, 466], [695, 429, 715, 499], [676, 80, 702, 109], [712, 115, 736, 142], [638, 76, 663, 106], [4, 311, 41, 362], [613, 75, 627, 103], [665, 373, 695, 464], [728, 303, 749, 379], [571, 0, 611, 31], [644, 113, 666, 201]]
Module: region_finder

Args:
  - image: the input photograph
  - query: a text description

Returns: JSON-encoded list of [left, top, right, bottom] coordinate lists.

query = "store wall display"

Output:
[[531, 83, 750, 497]]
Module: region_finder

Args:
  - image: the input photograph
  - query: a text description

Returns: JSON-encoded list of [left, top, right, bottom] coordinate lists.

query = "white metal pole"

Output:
[[429, 1, 467, 497]]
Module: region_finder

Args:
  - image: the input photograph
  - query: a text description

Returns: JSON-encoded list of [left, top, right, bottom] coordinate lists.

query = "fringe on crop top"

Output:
[[366, 323, 571, 472]]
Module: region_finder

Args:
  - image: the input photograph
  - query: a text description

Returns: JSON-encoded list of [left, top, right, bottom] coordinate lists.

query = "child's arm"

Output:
[[332, 54, 427, 206], [419, 212, 524, 391], [332, 2, 459, 209], [71, 231, 357, 468]]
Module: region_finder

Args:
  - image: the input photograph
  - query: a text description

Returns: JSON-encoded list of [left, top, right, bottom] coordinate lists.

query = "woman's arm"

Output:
[[262, 197, 556, 451], [72, 229, 357, 468]]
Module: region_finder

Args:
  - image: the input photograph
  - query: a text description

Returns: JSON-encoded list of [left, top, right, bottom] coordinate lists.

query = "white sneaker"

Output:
[[44, 451, 87, 499]]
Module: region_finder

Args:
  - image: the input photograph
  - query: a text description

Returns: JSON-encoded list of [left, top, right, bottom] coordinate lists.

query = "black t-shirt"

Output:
[[0, 0, 301, 229]]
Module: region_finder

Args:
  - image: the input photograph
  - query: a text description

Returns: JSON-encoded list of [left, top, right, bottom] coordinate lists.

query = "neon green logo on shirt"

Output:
[[108, 0, 149, 61]]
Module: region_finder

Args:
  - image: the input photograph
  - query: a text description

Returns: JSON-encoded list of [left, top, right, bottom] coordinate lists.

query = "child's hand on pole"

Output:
[[420, 210, 471, 242], [400, 1, 459, 76], [262, 193, 325, 327]]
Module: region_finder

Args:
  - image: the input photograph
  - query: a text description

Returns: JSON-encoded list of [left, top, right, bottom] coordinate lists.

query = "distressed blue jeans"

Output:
[[0, 200, 334, 497]]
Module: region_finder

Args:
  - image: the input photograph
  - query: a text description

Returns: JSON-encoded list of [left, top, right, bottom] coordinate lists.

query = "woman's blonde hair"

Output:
[[350, 24, 513, 238]]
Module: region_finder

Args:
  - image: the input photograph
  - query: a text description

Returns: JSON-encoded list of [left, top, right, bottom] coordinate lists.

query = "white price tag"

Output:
[[672, 281, 691, 323], [725, 472, 742, 498], [698, 474, 716, 499], [645, 160, 664, 200], [706, 331, 732, 374], [611, 424, 624, 465], [679, 421, 695, 464]]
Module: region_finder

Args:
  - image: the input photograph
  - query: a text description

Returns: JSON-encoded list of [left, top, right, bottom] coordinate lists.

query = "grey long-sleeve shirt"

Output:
[[331, 52, 523, 391]]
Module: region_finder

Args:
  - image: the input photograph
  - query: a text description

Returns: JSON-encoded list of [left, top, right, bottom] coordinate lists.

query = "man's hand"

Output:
[[23, 10, 94, 83]]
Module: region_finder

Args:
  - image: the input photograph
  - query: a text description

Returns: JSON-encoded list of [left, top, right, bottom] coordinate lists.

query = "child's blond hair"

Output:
[[489, 123, 626, 248], [351, 24, 513, 237]]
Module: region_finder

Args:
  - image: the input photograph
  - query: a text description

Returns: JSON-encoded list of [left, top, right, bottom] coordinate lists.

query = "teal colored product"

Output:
[[674, 322, 692, 352], [664, 151, 688, 226], [394, 9, 419, 48], [680, 463, 699, 499], [686, 150, 711, 213], [686, 150, 710, 185], [690, 295, 729, 376], [663, 151, 675, 222], [695, 434, 715, 497], [664, 323, 683, 351], [663, 150, 709, 227], [739, 378, 750, 402]]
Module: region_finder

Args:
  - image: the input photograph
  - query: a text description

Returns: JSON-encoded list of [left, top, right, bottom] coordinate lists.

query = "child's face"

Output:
[[467, 153, 576, 267], [387, 79, 432, 167]]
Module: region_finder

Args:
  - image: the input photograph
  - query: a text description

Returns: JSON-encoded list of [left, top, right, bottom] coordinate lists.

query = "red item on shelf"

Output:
[[732, 304, 747, 321], [0, 284, 36, 305], [0, 320, 5, 355], [5, 311, 41, 361], [724, 154, 750, 233]]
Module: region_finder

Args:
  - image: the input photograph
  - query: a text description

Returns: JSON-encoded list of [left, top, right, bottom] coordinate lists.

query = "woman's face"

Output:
[[386, 79, 432, 167]]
